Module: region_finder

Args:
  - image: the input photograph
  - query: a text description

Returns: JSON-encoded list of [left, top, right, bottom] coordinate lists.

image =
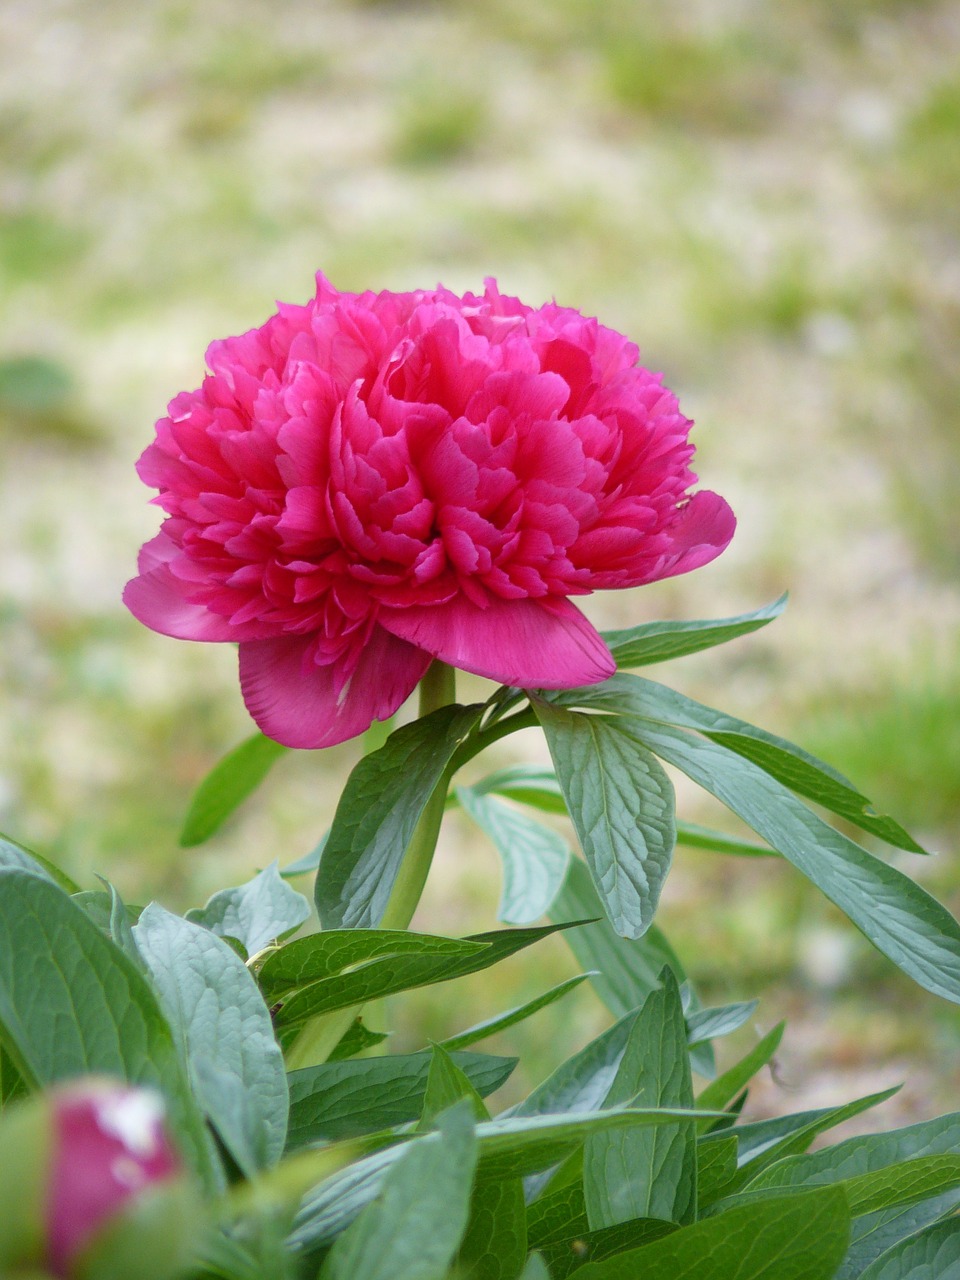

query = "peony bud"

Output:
[[0, 1078, 199, 1280]]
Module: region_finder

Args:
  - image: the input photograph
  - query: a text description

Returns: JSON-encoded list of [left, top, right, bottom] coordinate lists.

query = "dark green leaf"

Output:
[[510, 1007, 641, 1120], [572, 1186, 849, 1280], [0, 833, 78, 892], [457, 1174, 528, 1280], [0, 869, 220, 1189], [457, 786, 571, 924], [584, 969, 696, 1227], [570, 675, 924, 854], [528, 1181, 588, 1248], [316, 704, 485, 929], [632, 720, 960, 1005], [441, 975, 591, 1052], [838, 1191, 960, 1279], [133, 903, 288, 1173], [420, 1043, 491, 1128], [186, 862, 310, 956], [327, 1019, 390, 1062], [695, 1023, 785, 1120], [857, 1212, 960, 1278], [321, 1101, 477, 1280], [286, 1051, 515, 1147], [472, 766, 568, 815], [541, 1220, 676, 1278], [180, 733, 288, 847], [601, 596, 788, 670], [534, 702, 676, 939], [697, 1136, 739, 1211]]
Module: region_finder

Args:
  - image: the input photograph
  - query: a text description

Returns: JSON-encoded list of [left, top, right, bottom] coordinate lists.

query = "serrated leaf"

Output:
[[0, 833, 78, 892], [180, 733, 288, 847], [632, 720, 960, 1006], [584, 969, 697, 1227], [286, 1050, 515, 1148], [186, 862, 310, 956], [316, 703, 485, 929], [601, 596, 788, 670], [321, 1101, 477, 1280], [572, 1185, 849, 1280], [857, 1212, 960, 1278], [441, 975, 591, 1052], [0, 869, 220, 1189], [133, 902, 288, 1173], [457, 786, 571, 924], [562, 674, 924, 854], [534, 702, 676, 939], [271, 923, 581, 1028]]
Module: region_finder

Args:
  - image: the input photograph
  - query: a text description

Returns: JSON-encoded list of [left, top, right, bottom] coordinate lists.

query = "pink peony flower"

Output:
[[46, 1081, 182, 1277], [125, 276, 734, 748]]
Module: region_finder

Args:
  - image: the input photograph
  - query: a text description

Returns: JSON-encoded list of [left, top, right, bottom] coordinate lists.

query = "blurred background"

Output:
[[1, 0, 959, 1124]]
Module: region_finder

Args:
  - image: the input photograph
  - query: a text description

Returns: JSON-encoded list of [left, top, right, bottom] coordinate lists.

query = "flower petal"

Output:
[[659, 490, 737, 579], [379, 594, 615, 689], [239, 627, 430, 749]]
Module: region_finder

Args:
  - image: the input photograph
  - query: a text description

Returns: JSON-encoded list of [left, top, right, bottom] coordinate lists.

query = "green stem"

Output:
[[285, 661, 457, 1070]]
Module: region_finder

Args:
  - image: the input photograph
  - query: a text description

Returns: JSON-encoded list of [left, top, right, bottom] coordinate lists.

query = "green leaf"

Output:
[[326, 1018, 390, 1062], [316, 703, 485, 928], [133, 903, 288, 1173], [541, 1220, 676, 1278], [534, 702, 676, 939], [527, 1181, 588, 1247], [631, 720, 960, 1005], [271, 923, 581, 1027], [510, 1007, 641, 1120], [858, 1213, 960, 1278], [0, 833, 78, 893], [584, 969, 697, 1227], [471, 766, 568, 815], [520, 1252, 552, 1280], [441, 975, 591, 1052], [696, 1023, 785, 1119], [0, 869, 220, 1189], [572, 1185, 849, 1280], [685, 1000, 759, 1047], [186, 862, 311, 956], [839, 1191, 960, 1279], [549, 858, 680, 1019], [457, 1174, 528, 1280], [457, 786, 571, 924], [279, 832, 328, 880], [601, 596, 788, 670], [675, 821, 774, 858], [321, 1101, 477, 1280], [420, 1043, 492, 1128], [286, 1050, 515, 1147], [257, 928, 485, 1000], [570, 674, 925, 854], [837, 1156, 960, 1217], [180, 733, 288, 847], [697, 1136, 740, 1211]]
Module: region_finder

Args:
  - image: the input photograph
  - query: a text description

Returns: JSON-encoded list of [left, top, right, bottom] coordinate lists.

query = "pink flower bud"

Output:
[[46, 1081, 182, 1279]]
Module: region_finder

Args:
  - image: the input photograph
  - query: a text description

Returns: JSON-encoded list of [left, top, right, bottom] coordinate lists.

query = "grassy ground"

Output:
[[1, 0, 959, 1123]]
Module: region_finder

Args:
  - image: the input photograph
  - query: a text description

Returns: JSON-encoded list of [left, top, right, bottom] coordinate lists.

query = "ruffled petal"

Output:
[[239, 626, 430, 749], [379, 594, 614, 689], [659, 490, 737, 579]]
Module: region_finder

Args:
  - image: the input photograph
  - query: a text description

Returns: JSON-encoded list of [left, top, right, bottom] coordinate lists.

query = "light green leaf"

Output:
[[573, 1186, 849, 1280], [534, 702, 676, 939], [601, 596, 788, 670], [696, 1023, 785, 1119], [457, 785, 571, 924], [316, 703, 485, 928], [858, 1214, 960, 1279], [133, 903, 288, 1172], [321, 1101, 477, 1280], [0, 833, 78, 893], [839, 1191, 960, 1279], [186, 862, 310, 956], [510, 1007, 641, 1120], [279, 832, 328, 880], [632, 720, 960, 1005], [584, 969, 697, 1227], [180, 733, 288, 847], [685, 1000, 759, 1047], [518, 1255, 551, 1280], [471, 766, 568, 815], [420, 1043, 491, 1127], [0, 869, 219, 1189], [286, 1050, 515, 1147], [441, 975, 591, 1052], [675, 821, 774, 858]]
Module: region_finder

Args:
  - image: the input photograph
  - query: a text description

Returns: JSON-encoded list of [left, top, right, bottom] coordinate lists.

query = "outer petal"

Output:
[[659, 490, 737, 579], [379, 594, 615, 689], [239, 627, 431, 749], [123, 535, 275, 642]]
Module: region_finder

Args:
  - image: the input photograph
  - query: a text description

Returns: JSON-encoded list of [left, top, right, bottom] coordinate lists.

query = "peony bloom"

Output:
[[125, 276, 734, 748]]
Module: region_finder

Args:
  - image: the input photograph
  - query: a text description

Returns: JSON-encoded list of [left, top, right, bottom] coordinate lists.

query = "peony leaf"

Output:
[[440, 973, 591, 1052], [457, 784, 572, 924], [601, 594, 787, 669], [0, 832, 79, 893], [180, 732, 288, 847], [857, 1214, 960, 1279], [316, 703, 486, 929], [133, 903, 289, 1174], [286, 1049, 515, 1148], [631, 719, 960, 1005], [695, 1022, 785, 1120], [0, 869, 221, 1191], [186, 861, 311, 956], [533, 700, 676, 940]]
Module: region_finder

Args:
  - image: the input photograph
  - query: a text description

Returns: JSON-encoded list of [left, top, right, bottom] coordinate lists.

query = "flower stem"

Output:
[[380, 660, 456, 930], [285, 661, 456, 1070]]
